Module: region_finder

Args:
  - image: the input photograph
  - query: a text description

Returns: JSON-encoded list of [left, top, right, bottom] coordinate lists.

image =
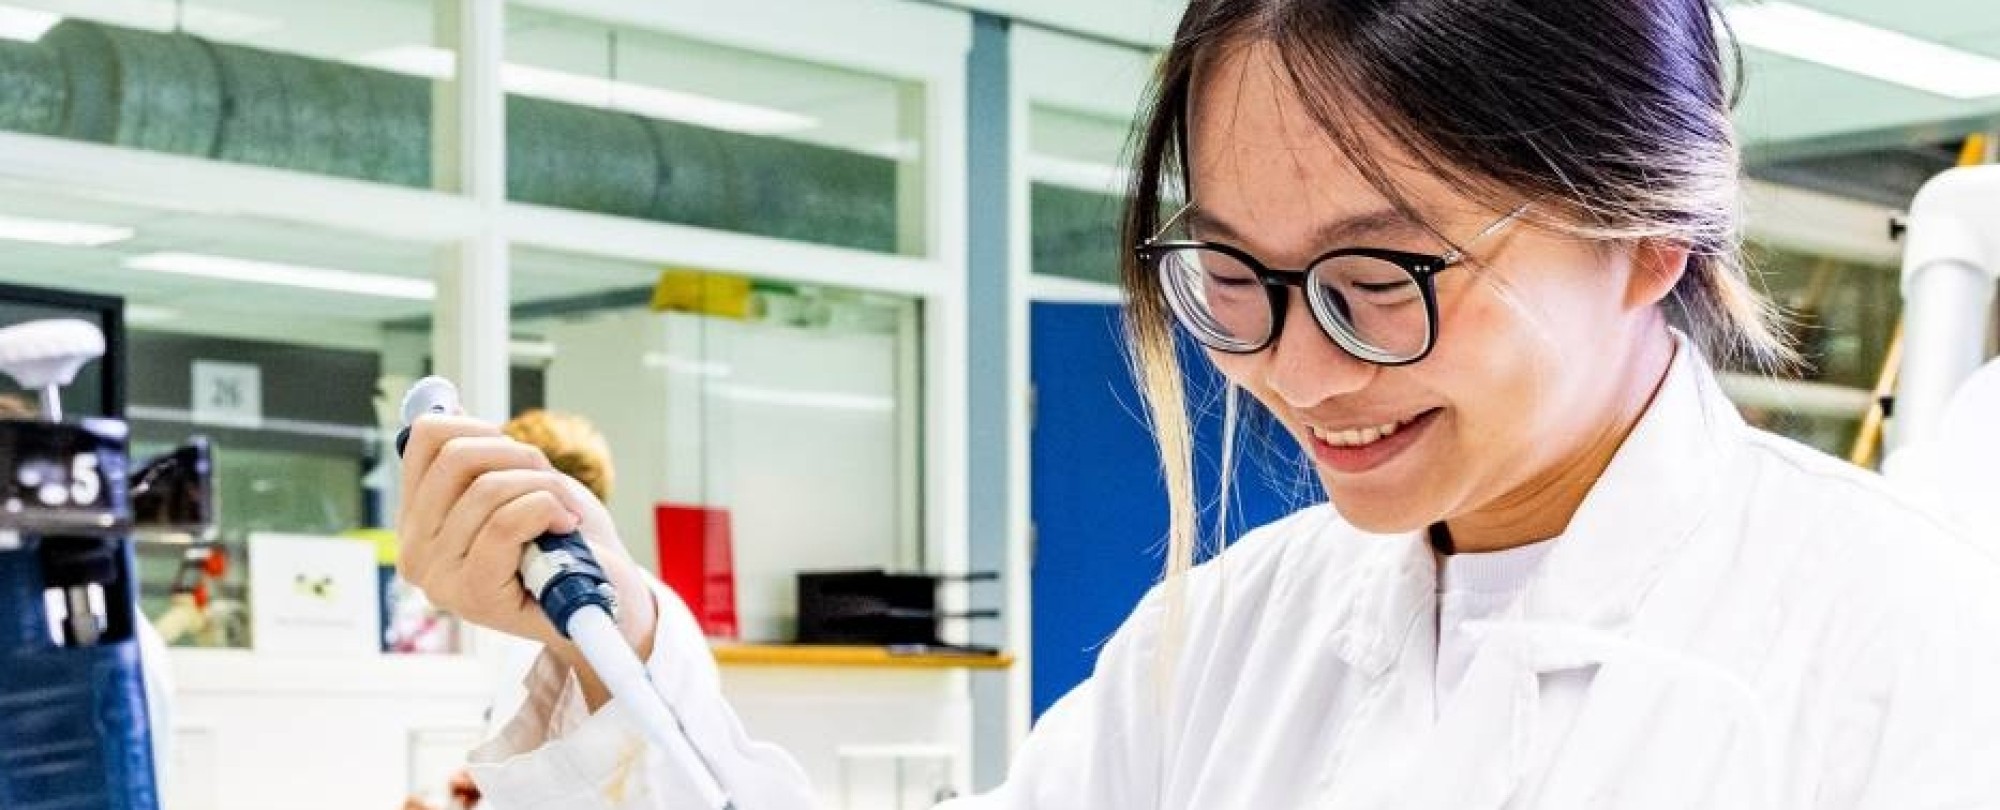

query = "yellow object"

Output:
[[346, 527, 400, 566], [1958, 133, 1988, 166], [651, 269, 753, 319]]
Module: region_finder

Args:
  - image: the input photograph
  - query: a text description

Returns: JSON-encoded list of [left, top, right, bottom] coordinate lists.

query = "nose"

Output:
[[1262, 289, 1376, 410]]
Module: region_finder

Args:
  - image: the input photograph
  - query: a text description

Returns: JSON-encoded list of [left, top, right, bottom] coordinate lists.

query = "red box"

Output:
[[654, 503, 739, 639]]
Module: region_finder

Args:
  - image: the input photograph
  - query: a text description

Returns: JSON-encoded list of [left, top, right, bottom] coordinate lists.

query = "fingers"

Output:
[[461, 489, 580, 642], [393, 411, 645, 651], [399, 435, 551, 565], [397, 415, 503, 514], [405, 468, 577, 586]]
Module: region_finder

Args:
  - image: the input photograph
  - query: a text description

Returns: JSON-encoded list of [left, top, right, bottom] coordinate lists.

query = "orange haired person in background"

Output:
[[502, 408, 616, 504]]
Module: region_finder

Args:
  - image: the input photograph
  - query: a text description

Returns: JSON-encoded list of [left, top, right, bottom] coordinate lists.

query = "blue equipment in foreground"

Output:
[[0, 319, 212, 810]]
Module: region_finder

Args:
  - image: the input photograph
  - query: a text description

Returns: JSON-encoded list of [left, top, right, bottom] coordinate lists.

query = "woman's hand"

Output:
[[396, 414, 657, 708]]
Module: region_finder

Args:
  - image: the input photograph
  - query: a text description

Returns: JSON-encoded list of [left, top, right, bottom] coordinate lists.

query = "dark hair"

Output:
[[1122, 0, 1790, 583]]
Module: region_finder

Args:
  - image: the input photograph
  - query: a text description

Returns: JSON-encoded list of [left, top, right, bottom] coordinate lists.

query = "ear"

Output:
[[1624, 240, 1689, 310]]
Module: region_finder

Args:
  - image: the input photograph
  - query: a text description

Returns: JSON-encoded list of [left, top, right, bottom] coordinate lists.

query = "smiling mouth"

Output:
[[1306, 410, 1433, 448], [1301, 407, 1444, 475]]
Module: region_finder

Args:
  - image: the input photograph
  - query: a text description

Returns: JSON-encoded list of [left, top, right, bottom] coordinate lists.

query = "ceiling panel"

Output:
[[1790, 0, 2000, 45], [0, 181, 441, 345], [1735, 60, 2000, 148], [502, 9, 915, 156], [511, 245, 660, 305]]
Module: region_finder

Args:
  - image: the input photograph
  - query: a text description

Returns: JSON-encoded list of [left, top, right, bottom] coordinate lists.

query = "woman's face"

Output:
[[1187, 43, 1677, 539]]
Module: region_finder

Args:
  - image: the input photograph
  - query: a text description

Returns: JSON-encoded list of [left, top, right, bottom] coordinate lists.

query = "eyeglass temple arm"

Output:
[[1439, 202, 1533, 265], [1146, 202, 1197, 245]]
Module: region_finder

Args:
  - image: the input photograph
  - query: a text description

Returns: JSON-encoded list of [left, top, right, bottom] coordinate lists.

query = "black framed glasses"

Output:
[[1136, 203, 1530, 366]]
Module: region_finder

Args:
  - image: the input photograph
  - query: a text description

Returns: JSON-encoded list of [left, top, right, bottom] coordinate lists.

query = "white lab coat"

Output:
[[1888, 355, 2000, 552], [469, 340, 2000, 809]]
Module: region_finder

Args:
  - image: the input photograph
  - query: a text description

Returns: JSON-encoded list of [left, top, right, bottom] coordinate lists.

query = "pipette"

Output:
[[397, 376, 734, 810]]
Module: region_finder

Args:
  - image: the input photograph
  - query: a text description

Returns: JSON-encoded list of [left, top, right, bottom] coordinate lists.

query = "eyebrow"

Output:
[[1185, 206, 1426, 250]]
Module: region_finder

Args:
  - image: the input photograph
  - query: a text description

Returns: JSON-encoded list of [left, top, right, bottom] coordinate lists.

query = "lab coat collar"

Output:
[[1335, 332, 1742, 676], [1522, 331, 1743, 630], [1316, 334, 1754, 810]]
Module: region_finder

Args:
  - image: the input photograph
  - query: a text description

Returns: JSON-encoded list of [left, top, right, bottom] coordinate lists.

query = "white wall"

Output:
[[162, 651, 973, 810], [162, 650, 490, 810], [722, 668, 973, 807]]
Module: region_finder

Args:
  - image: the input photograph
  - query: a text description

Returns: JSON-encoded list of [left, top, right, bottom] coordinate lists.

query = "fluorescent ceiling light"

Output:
[[1724, 2, 2000, 100], [641, 352, 732, 378], [1027, 153, 1129, 193], [125, 252, 435, 300], [165, 4, 277, 39], [123, 304, 180, 325], [0, 2, 274, 41], [0, 213, 134, 246], [0, 5, 58, 41], [353, 46, 455, 79], [507, 63, 821, 135], [858, 139, 922, 162], [355, 46, 819, 135], [712, 383, 894, 413], [508, 339, 557, 361]]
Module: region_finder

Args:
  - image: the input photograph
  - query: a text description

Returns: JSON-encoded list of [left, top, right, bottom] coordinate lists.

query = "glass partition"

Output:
[[0, 0, 451, 188], [0, 182, 436, 646], [1028, 104, 1131, 285], [513, 246, 925, 641], [496, 5, 930, 255], [1722, 243, 1901, 459]]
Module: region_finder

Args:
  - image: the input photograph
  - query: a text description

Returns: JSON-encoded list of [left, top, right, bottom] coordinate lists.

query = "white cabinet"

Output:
[[161, 650, 491, 810]]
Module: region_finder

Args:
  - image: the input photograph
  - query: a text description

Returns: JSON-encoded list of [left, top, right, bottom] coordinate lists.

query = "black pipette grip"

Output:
[[521, 531, 620, 637]]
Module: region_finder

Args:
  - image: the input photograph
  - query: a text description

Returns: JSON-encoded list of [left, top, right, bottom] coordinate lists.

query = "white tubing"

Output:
[[565, 608, 734, 810], [1889, 165, 2000, 462], [1896, 260, 1996, 452]]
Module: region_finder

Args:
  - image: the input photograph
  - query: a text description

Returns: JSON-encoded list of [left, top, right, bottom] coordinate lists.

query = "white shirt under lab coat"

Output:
[[469, 341, 2000, 809]]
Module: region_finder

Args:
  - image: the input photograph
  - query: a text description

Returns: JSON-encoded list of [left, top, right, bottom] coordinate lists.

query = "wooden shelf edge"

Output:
[[709, 643, 1015, 670]]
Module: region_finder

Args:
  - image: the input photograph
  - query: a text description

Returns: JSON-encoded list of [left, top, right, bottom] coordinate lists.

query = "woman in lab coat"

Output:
[[395, 0, 2000, 806]]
